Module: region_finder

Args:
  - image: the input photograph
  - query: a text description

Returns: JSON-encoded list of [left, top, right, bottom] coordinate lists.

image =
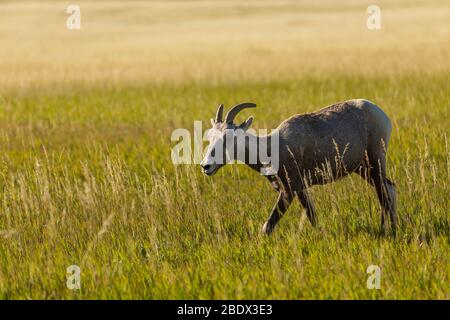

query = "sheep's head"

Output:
[[201, 102, 255, 176]]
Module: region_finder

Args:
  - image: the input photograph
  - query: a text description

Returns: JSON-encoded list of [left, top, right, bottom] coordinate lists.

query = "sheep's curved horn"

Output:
[[225, 102, 256, 124], [215, 103, 224, 123]]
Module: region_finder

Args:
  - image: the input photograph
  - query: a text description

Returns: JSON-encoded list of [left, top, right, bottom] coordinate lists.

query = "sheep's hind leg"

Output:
[[355, 159, 397, 235], [371, 175, 398, 235], [372, 175, 389, 234], [262, 191, 293, 235], [358, 153, 398, 235], [297, 189, 318, 227], [385, 178, 398, 230]]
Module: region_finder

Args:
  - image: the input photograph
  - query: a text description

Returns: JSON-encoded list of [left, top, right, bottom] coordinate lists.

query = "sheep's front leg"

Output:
[[262, 191, 293, 235], [297, 189, 318, 227]]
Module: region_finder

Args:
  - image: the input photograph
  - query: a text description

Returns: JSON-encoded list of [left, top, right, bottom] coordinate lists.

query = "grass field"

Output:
[[0, 0, 449, 299]]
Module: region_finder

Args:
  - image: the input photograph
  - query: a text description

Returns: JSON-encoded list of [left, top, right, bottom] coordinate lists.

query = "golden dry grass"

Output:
[[1, 0, 449, 89]]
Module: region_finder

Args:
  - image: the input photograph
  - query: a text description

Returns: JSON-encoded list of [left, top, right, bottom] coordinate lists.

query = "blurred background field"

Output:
[[1, 0, 450, 88], [0, 0, 448, 299]]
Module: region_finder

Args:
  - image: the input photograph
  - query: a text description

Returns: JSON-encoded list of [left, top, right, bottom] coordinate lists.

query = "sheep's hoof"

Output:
[[262, 221, 274, 235]]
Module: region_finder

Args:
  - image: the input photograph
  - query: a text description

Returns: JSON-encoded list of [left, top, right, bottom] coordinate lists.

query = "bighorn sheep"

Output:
[[201, 99, 397, 234]]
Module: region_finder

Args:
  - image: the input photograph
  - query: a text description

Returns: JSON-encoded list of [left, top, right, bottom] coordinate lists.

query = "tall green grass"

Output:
[[0, 73, 448, 299]]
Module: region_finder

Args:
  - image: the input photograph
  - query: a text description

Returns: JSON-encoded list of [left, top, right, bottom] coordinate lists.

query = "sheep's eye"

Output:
[[211, 148, 215, 157]]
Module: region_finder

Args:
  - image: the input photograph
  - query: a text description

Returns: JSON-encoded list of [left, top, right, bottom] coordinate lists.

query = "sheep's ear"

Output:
[[210, 118, 215, 126], [239, 116, 253, 131]]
